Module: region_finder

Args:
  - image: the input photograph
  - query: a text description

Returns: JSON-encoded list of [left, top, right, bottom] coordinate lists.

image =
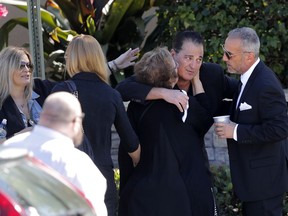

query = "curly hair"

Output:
[[134, 47, 178, 89]]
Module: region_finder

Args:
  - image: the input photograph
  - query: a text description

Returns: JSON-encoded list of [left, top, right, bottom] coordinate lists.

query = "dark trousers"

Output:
[[242, 194, 284, 216], [99, 166, 117, 216]]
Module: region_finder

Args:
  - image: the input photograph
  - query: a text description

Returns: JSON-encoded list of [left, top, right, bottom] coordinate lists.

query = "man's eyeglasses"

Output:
[[20, 61, 34, 70], [221, 44, 250, 60], [73, 113, 85, 122]]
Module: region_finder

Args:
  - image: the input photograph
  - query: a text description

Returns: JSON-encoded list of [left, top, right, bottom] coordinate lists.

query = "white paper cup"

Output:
[[213, 115, 230, 123]]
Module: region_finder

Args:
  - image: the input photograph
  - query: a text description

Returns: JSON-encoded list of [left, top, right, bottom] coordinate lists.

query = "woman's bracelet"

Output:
[[107, 62, 116, 74], [112, 60, 120, 71]]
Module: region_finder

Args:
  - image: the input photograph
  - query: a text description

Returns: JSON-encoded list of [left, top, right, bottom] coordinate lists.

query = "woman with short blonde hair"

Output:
[[52, 34, 141, 216], [65, 34, 109, 83]]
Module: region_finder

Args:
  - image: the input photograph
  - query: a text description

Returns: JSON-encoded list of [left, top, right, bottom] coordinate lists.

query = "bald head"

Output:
[[41, 92, 82, 122], [39, 92, 83, 145]]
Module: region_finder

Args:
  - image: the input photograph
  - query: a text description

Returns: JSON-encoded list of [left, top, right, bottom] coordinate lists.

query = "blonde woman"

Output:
[[0, 47, 55, 143], [51, 34, 141, 216]]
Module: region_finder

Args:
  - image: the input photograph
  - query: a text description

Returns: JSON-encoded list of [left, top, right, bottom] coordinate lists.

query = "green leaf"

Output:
[[49, 27, 78, 44], [1, 0, 58, 29], [0, 18, 28, 50], [86, 15, 96, 35], [53, 0, 81, 31], [126, 0, 145, 16], [96, 0, 134, 44]]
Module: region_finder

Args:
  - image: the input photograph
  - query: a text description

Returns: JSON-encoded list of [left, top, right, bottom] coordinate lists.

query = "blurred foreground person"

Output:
[[4, 92, 107, 216]]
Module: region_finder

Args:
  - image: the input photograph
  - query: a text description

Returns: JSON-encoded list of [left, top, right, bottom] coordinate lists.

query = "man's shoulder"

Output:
[[201, 62, 223, 71], [4, 132, 31, 145], [200, 62, 224, 79]]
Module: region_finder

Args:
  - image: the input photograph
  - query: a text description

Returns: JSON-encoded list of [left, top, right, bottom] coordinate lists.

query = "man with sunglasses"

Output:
[[214, 27, 288, 215]]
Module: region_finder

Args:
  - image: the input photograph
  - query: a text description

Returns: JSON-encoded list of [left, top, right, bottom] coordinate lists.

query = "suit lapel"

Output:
[[239, 61, 264, 104], [230, 61, 264, 121]]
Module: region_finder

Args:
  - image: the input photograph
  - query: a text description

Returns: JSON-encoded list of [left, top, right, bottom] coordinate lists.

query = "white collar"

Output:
[[33, 125, 74, 146], [31, 91, 40, 100], [240, 58, 260, 86]]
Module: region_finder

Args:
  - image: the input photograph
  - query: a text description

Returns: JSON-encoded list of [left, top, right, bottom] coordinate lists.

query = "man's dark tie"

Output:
[[237, 80, 242, 95], [235, 80, 242, 108], [230, 80, 243, 120]]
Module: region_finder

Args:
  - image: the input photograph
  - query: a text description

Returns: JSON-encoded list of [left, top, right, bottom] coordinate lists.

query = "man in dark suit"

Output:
[[215, 27, 288, 215]]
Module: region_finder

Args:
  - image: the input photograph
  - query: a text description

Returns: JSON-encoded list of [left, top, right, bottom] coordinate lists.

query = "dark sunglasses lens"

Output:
[[20, 63, 33, 70], [224, 51, 231, 60], [221, 45, 231, 60]]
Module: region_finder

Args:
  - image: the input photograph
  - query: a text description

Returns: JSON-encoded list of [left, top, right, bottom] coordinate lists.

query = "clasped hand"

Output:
[[163, 89, 189, 112]]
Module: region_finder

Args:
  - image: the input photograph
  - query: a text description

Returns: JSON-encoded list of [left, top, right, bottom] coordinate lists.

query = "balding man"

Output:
[[3, 92, 107, 216]]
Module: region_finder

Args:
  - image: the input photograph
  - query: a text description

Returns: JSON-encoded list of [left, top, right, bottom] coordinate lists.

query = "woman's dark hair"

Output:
[[172, 30, 204, 53]]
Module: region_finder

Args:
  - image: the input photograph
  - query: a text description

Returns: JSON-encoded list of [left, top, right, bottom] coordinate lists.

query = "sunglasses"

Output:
[[20, 61, 34, 70], [221, 44, 246, 60]]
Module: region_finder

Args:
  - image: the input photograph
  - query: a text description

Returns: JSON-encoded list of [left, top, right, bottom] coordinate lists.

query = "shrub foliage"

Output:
[[211, 165, 288, 215], [145, 0, 288, 87], [1, 1, 287, 87]]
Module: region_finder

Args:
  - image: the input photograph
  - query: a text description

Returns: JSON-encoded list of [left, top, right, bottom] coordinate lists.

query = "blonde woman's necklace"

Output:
[[16, 102, 26, 110]]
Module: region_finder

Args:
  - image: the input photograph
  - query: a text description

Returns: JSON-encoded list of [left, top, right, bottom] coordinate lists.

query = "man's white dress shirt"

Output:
[[4, 125, 107, 216], [233, 58, 260, 141]]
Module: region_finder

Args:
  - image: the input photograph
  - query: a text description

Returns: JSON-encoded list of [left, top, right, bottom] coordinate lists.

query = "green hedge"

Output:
[[144, 0, 288, 88], [114, 166, 288, 215], [211, 165, 288, 215]]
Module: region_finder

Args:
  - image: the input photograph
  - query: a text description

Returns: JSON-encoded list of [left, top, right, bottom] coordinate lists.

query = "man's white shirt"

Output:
[[233, 58, 260, 141], [4, 125, 107, 216]]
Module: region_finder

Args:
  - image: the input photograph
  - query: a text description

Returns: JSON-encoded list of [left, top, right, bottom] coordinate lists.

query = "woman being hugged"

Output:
[[51, 34, 140, 216], [118, 47, 216, 216]]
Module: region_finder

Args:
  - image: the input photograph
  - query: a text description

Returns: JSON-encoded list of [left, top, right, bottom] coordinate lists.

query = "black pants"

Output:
[[99, 166, 117, 216], [242, 194, 284, 216]]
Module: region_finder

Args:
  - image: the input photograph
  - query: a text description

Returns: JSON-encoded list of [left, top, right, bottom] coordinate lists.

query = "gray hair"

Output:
[[228, 27, 260, 58]]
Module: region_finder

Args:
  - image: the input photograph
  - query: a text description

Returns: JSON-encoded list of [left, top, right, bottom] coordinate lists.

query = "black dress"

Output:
[[118, 94, 216, 216], [51, 72, 139, 216]]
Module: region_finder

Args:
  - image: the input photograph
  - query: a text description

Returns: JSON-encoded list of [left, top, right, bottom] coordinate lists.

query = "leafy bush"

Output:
[[211, 165, 288, 215], [114, 168, 120, 193], [211, 165, 242, 215], [1, 0, 287, 87], [145, 0, 288, 88], [0, 0, 161, 82]]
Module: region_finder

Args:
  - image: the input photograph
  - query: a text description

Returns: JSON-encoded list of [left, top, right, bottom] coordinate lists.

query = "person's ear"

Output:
[[246, 52, 255, 62], [170, 49, 177, 57]]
